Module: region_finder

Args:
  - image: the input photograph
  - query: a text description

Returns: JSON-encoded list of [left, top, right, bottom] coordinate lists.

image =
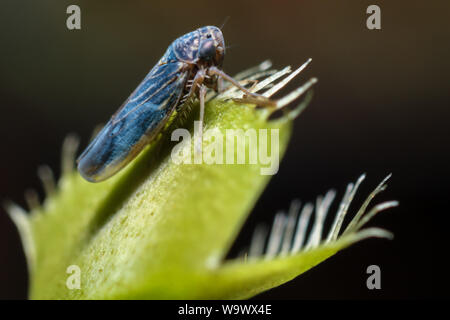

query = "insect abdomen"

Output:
[[77, 60, 188, 182]]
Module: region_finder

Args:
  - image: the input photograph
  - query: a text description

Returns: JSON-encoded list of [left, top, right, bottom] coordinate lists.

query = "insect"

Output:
[[77, 26, 274, 182]]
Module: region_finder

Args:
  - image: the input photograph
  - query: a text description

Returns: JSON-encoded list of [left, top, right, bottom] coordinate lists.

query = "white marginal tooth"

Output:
[[353, 201, 399, 232], [233, 60, 273, 80], [343, 174, 392, 234], [37, 165, 55, 196], [245, 69, 278, 81], [327, 182, 354, 241], [351, 227, 394, 242], [265, 212, 286, 259], [61, 134, 79, 177], [5, 203, 36, 273], [249, 66, 291, 96], [264, 58, 312, 98], [305, 190, 335, 249], [280, 199, 301, 255], [248, 224, 268, 259], [304, 197, 322, 250], [219, 79, 251, 96], [226, 67, 292, 100], [327, 174, 366, 242], [276, 77, 318, 109], [24, 189, 40, 211], [291, 203, 314, 253], [258, 60, 273, 72], [280, 90, 313, 122]]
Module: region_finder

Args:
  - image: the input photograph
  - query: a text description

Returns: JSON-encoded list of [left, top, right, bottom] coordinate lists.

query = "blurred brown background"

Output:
[[0, 0, 449, 299]]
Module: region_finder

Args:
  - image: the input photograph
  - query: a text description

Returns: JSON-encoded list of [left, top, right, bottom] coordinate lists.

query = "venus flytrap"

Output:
[[7, 60, 397, 299]]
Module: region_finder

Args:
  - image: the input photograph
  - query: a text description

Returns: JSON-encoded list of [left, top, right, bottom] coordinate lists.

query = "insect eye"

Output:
[[206, 34, 212, 39], [199, 39, 216, 61]]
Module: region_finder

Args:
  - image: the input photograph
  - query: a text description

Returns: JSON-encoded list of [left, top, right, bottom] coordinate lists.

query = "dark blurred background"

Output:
[[1, 0, 449, 299]]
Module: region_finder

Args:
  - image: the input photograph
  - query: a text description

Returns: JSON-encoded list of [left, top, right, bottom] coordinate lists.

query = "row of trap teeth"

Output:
[[18, 134, 80, 212], [238, 174, 398, 261], [208, 58, 318, 112]]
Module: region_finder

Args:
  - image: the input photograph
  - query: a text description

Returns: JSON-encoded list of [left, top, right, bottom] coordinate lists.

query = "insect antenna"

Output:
[[219, 16, 230, 30], [225, 43, 239, 51]]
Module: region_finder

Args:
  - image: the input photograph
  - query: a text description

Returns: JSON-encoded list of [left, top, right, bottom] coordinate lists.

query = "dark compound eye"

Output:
[[199, 39, 216, 60]]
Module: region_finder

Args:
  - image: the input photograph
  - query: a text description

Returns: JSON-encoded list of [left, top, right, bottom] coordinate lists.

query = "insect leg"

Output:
[[208, 66, 277, 107], [183, 69, 206, 102], [196, 84, 207, 155], [217, 77, 225, 93], [183, 70, 207, 154], [247, 79, 259, 92]]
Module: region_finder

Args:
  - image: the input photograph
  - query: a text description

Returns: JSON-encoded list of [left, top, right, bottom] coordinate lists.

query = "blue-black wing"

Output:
[[77, 59, 188, 182]]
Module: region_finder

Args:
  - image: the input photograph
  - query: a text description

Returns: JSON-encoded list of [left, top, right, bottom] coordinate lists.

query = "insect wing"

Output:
[[77, 61, 188, 182]]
